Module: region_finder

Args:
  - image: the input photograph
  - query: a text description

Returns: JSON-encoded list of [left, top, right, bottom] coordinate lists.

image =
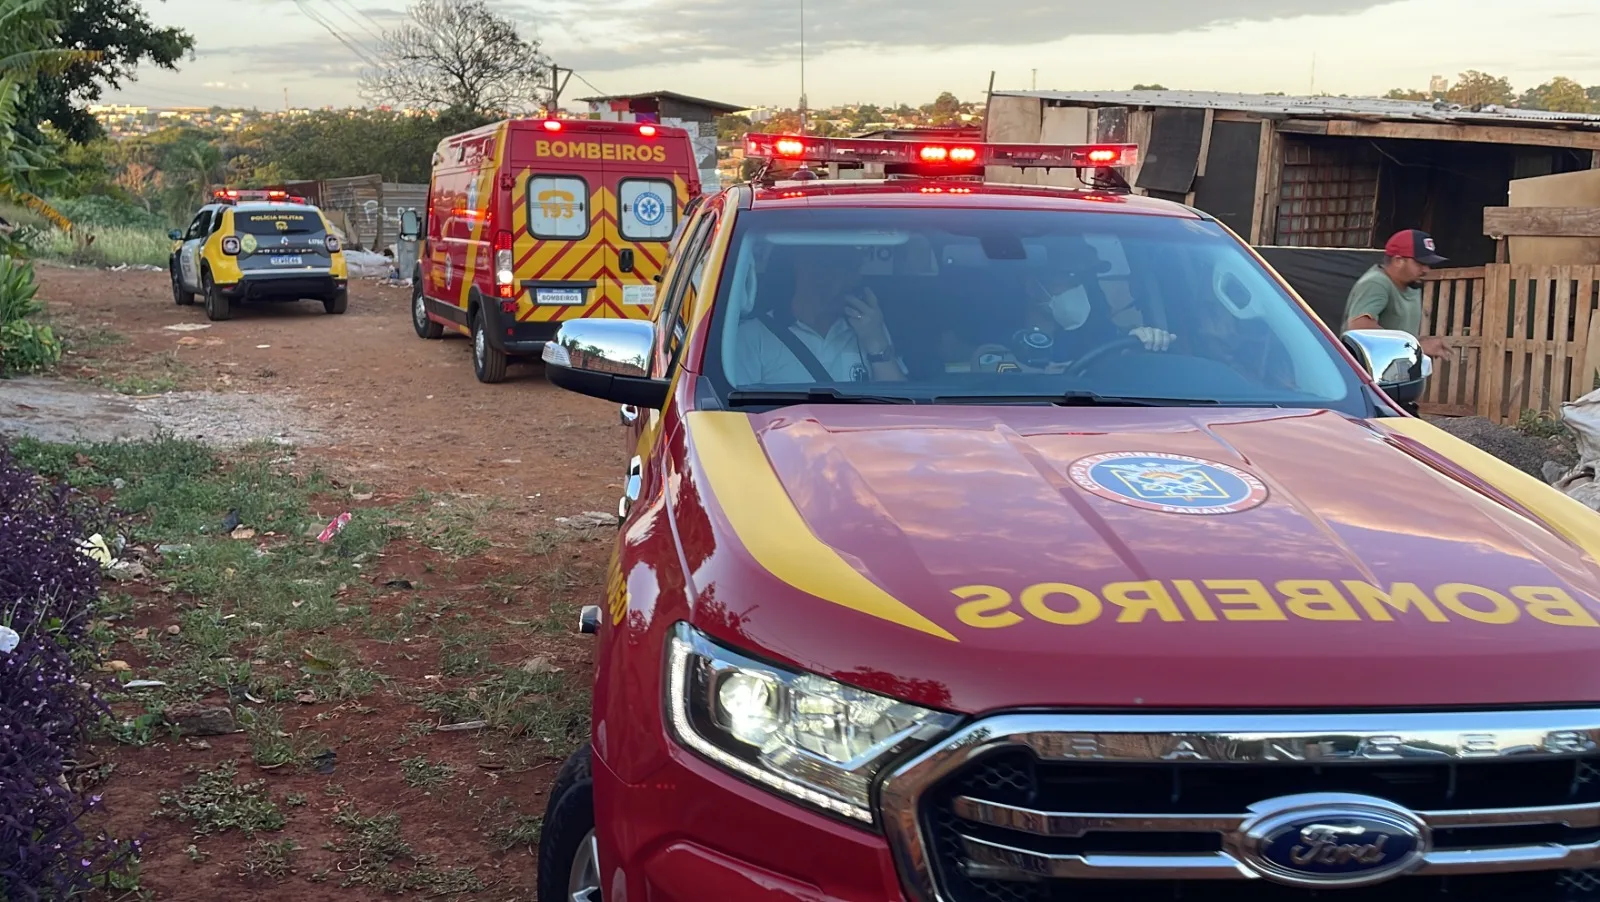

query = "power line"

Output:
[[294, 0, 382, 68], [326, 0, 386, 45]]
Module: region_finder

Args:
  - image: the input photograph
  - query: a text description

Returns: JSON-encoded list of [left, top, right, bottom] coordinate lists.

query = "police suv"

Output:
[[169, 189, 349, 321]]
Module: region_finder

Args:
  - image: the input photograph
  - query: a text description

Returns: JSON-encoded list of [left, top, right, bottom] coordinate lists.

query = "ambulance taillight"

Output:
[[494, 230, 514, 299]]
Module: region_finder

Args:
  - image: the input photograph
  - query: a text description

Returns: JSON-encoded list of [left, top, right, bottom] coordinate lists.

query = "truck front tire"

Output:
[[538, 744, 599, 902]]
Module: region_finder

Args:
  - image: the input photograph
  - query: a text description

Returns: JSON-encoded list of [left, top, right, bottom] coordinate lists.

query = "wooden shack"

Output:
[[984, 90, 1600, 266]]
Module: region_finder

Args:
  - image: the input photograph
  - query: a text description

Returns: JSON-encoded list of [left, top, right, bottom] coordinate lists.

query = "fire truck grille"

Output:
[[879, 712, 1600, 902], [925, 750, 1600, 901]]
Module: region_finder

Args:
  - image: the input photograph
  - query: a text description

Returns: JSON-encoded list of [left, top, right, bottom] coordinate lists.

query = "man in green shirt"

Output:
[[1343, 229, 1451, 362]]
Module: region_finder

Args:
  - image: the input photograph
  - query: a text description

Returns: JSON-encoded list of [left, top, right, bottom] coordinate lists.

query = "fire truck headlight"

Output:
[[666, 622, 960, 825]]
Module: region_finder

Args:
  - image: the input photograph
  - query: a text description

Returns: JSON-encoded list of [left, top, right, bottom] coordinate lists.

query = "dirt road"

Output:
[[36, 265, 628, 513], [24, 266, 631, 901]]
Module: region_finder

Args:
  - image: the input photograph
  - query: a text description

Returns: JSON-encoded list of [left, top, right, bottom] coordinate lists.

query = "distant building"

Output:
[[574, 90, 747, 195]]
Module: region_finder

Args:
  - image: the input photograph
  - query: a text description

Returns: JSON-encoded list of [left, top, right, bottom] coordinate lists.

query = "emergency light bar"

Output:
[[744, 134, 1138, 170], [211, 189, 305, 204]]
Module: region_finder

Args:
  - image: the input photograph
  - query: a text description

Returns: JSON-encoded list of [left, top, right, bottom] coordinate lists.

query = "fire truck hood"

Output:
[[680, 406, 1600, 714]]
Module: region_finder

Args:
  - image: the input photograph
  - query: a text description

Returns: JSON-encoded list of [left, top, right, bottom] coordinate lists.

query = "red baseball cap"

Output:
[[1384, 229, 1447, 265]]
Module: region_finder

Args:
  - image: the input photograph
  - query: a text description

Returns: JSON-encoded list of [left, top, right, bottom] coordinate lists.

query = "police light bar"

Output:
[[211, 189, 305, 204], [744, 134, 1139, 170]]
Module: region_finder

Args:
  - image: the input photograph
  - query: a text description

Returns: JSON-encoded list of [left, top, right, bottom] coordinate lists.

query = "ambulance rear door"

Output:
[[606, 131, 697, 320], [516, 137, 603, 324]]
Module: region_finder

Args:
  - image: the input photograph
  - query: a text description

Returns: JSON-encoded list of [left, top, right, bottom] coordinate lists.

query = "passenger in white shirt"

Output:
[[734, 245, 907, 385]]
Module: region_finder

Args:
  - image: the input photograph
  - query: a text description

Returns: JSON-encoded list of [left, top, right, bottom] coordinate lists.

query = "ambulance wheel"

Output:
[[202, 270, 231, 322], [324, 290, 348, 315], [538, 744, 599, 902], [471, 306, 507, 384], [412, 276, 442, 339], [171, 265, 194, 306]]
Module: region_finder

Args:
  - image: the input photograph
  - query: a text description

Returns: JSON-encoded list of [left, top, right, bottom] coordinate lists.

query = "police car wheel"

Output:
[[171, 266, 194, 306], [324, 290, 348, 315], [412, 279, 442, 339], [471, 306, 507, 384], [202, 271, 231, 322], [537, 745, 600, 902]]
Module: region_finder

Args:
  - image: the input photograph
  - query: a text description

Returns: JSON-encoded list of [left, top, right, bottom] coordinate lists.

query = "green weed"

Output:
[[157, 761, 287, 836]]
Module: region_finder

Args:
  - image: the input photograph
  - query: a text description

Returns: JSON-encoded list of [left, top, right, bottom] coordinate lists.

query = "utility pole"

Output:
[[546, 62, 574, 116], [1032, 69, 1037, 91], [283, 87, 289, 111]]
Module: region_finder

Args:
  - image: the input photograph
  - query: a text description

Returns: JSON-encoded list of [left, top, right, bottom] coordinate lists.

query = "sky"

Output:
[[108, 0, 1600, 112]]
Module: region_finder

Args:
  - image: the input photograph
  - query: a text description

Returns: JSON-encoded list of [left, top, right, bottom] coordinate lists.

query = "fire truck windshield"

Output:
[[705, 207, 1366, 413]]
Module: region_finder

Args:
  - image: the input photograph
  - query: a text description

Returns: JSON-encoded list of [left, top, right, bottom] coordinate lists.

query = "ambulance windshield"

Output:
[[705, 207, 1366, 413]]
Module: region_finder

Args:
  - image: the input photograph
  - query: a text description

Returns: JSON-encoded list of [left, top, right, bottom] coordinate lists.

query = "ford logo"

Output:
[[1235, 793, 1429, 888]]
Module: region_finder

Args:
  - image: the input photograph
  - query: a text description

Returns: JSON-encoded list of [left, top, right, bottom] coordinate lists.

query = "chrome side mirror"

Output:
[[398, 209, 421, 241], [1341, 328, 1432, 405], [542, 319, 668, 409]]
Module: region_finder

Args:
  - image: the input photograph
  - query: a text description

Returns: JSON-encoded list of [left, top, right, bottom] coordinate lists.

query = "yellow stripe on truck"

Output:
[[685, 411, 958, 642], [1378, 417, 1600, 563]]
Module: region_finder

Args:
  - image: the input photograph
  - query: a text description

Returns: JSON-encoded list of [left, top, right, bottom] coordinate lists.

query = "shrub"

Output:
[[45, 196, 168, 232], [0, 257, 61, 376], [0, 442, 135, 898]]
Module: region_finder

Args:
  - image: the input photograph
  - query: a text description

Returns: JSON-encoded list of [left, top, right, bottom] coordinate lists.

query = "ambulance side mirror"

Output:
[[542, 320, 668, 409], [1341, 329, 1431, 405], [398, 210, 421, 241]]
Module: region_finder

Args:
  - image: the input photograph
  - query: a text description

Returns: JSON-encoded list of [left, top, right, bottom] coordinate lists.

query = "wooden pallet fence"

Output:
[[1474, 264, 1600, 423], [1417, 267, 1485, 417]]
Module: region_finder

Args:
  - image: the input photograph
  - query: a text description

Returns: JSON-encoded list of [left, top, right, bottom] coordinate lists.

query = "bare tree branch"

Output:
[[358, 0, 549, 117]]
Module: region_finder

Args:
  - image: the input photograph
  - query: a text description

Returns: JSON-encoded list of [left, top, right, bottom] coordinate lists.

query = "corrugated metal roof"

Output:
[[992, 90, 1600, 131], [572, 90, 747, 114]]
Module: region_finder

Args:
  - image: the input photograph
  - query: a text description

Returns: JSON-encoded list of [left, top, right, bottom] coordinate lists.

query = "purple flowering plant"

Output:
[[0, 442, 138, 898]]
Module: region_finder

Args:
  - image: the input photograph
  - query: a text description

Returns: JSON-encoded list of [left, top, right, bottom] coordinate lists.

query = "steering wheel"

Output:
[[1063, 334, 1147, 378]]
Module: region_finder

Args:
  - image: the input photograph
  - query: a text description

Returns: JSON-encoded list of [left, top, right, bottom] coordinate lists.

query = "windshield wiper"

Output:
[[724, 388, 918, 408], [933, 391, 1224, 407]]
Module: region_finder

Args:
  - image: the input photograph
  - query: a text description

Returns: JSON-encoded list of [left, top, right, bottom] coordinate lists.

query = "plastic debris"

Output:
[[317, 512, 353, 543]]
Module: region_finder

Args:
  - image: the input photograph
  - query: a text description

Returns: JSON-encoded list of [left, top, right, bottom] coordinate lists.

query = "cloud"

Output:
[[548, 0, 1391, 71]]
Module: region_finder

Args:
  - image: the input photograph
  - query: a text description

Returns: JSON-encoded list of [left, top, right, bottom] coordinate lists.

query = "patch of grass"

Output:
[[1516, 408, 1571, 440], [157, 761, 287, 837], [241, 707, 326, 770], [91, 351, 193, 396], [414, 494, 505, 558], [239, 838, 299, 881], [9, 435, 401, 701], [491, 814, 542, 851], [399, 755, 455, 789], [421, 666, 589, 747], [329, 807, 486, 894], [24, 223, 171, 268], [438, 620, 495, 676]]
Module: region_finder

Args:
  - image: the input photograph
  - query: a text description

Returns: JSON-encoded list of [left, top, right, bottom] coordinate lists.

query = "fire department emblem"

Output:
[[1069, 451, 1268, 515]]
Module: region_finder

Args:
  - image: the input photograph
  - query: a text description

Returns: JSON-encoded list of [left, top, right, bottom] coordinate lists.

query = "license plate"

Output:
[[622, 284, 655, 306], [269, 255, 303, 266], [535, 288, 584, 306]]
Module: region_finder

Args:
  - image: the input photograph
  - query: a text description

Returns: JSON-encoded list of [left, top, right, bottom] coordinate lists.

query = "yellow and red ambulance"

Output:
[[411, 118, 703, 383]]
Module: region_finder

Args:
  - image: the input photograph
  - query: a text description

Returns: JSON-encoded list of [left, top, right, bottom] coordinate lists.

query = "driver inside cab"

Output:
[[966, 242, 1176, 374], [734, 244, 908, 384]]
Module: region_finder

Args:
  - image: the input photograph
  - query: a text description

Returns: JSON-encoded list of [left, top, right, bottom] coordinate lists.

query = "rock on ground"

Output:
[[1424, 415, 1577, 480]]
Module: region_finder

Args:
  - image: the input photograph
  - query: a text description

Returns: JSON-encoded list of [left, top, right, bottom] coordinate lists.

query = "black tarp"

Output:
[[1135, 108, 1206, 194], [1193, 121, 1261, 239], [1253, 246, 1385, 330]]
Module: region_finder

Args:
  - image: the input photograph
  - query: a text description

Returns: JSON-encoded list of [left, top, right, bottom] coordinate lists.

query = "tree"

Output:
[[0, 0, 95, 240], [18, 0, 193, 143], [359, 0, 548, 117], [1384, 87, 1430, 101], [923, 91, 963, 125], [1520, 76, 1593, 113], [1445, 70, 1513, 108], [716, 114, 751, 143], [1132, 83, 1168, 91]]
